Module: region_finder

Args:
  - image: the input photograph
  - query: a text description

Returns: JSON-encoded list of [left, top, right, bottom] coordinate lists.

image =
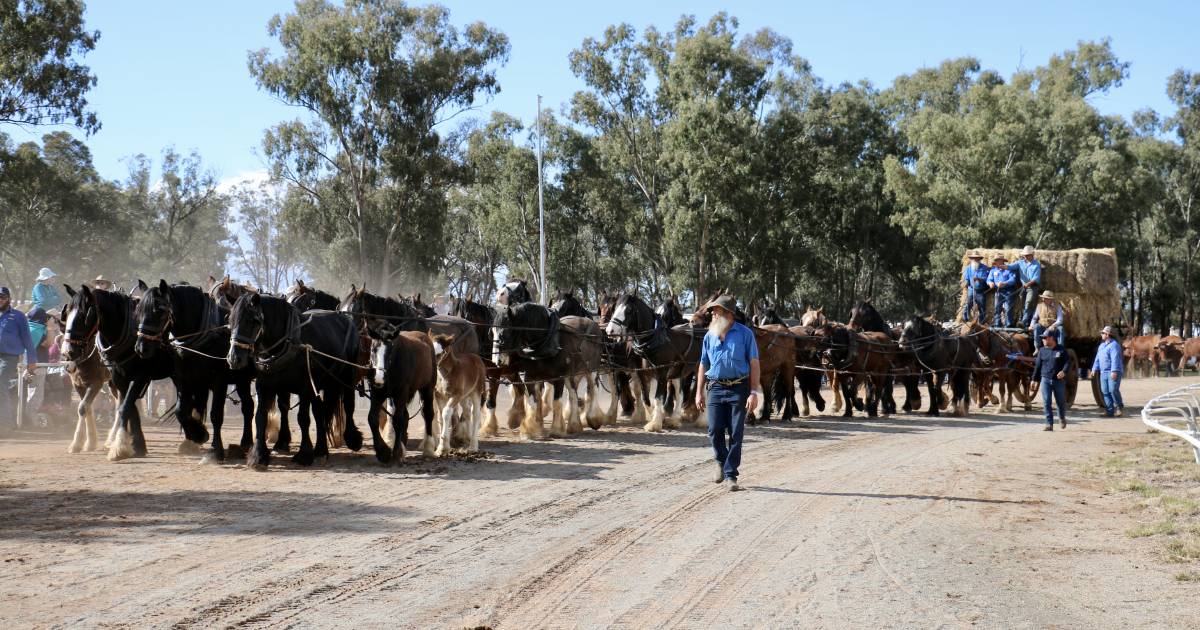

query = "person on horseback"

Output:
[[961, 252, 989, 322], [987, 255, 1018, 327], [694, 295, 760, 492], [31, 267, 63, 312]]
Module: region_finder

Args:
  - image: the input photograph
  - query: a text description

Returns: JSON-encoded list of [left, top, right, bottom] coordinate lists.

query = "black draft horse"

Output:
[[227, 292, 361, 468], [62, 284, 203, 460], [899, 315, 978, 417], [451, 296, 506, 433], [550, 290, 592, 318], [133, 280, 257, 462], [604, 294, 703, 431], [493, 302, 571, 439]]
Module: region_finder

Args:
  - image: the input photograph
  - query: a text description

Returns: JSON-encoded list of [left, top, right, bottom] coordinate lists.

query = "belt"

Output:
[[708, 375, 747, 389]]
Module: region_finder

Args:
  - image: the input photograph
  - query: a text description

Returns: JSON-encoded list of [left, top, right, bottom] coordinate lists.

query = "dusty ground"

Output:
[[2, 376, 1198, 629]]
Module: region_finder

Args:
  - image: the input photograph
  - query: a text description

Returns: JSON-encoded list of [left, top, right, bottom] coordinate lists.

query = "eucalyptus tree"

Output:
[[0, 0, 99, 134], [249, 0, 509, 293]]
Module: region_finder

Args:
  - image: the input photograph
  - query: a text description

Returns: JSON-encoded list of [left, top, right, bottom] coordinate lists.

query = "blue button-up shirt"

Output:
[[1014, 258, 1042, 286], [1091, 338, 1124, 374], [987, 267, 1018, 292], [701, 321, 759, 380], [962, 262, 989, 292], [31, 282, 62, 311], [0, 307, 37, 362]]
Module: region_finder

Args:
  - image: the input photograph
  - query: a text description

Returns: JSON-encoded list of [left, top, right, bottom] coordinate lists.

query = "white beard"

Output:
[[709, 313, 732, 337]]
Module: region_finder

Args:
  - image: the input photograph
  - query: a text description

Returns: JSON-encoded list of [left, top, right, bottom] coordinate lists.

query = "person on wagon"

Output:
[[1029, 291, 1066, 349], [694, 295, 760, 492], [961, 251, 989, 322], [986, 255, 1018, 327], [31, 267, 62, 312], [1014, 246, 1042, 326]]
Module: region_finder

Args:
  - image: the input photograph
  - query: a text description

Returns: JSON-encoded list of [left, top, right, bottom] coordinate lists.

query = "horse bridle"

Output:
[[136, 295, 175, 344]]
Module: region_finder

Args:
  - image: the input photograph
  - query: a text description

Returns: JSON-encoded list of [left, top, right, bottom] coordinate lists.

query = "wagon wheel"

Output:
[[1090, 371, 1104, 408], [1064, 349, 1080, 409]]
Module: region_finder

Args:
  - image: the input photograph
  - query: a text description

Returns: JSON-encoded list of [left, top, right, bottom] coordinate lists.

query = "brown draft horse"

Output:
[[960, 320, 1033, 412], [690, 308, 796, 423], [813, 323, 895, 417]]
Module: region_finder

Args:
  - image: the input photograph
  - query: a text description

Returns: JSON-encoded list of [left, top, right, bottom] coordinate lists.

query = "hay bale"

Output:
[[955, 248, 1120, 340]]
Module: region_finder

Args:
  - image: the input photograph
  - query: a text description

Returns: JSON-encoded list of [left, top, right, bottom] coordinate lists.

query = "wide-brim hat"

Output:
[[94, 275, 108, 283], [1020, 246, 1035, 256], [1100, 325, 1114, 335], [992, 254, 1007, 263], [36, 267, 56, 281], [1040, 290, 1056, 300], [704, 295, 738, 315], [967, 251, 983, 259]]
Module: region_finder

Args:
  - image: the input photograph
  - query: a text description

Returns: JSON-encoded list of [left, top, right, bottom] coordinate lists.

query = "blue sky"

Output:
[[10, 0, 1199, 184]]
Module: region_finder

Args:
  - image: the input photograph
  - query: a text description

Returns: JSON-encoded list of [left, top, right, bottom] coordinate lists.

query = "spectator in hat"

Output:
[[1089, 325, 1125, 417], [1031, 329, 1069, 431], [0, 286, 38, 430], [31, 267, 62, 312], [1013, 246, 1042, 326], [695, 295, 760, 492], [986, 255, 1018, 327], [961, 251, 989, 322], [92, 275, 112, 291], [1029, 291, 1066, 349]]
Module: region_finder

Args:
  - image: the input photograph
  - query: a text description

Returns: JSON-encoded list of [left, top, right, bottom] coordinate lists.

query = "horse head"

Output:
[[801, 306, 826, 328], [61, 284, 100, 362], [133, 279, 175, 358], [605, 294, 653, 338], [498, 279, 531, 306], [227, 292, 266, 371]]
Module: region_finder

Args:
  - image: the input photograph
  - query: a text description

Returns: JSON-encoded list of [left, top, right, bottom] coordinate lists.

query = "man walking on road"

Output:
[[1089, 325, 1125, 417], [0, 287, 38, 432], [1031, 330, 1070, 431], [695, 295, 761, 492]]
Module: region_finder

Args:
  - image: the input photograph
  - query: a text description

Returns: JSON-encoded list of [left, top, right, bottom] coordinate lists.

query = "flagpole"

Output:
[[536, 94, 547, 304]]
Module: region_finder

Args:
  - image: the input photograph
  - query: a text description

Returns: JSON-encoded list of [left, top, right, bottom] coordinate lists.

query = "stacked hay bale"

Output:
[[956, 248, 1120, 341]]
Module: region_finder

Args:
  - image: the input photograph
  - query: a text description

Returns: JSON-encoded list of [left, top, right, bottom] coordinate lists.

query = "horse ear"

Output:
[[64, 284, 76, 298], [249, 292, 261, 306], [817, 306, 824, 314], [136, 279, 147, 291], [159, 279, 170, 293], [221, 276, 230, 288], [81, 283, 93, 298]]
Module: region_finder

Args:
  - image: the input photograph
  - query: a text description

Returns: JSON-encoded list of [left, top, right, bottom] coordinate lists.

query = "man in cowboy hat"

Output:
[[1013, 246, 1042, 326], [30, 267, 62, 312], [1089, 325, 1125, 417], [1029, 290, 1066, 349], [92, 275, 112, 291], [961, 251, 989, 322], [0, 286, 38, 432], [694, 295, 760, 492], [1031, 329, 1070, 431], [986, 254, 1018, 327]]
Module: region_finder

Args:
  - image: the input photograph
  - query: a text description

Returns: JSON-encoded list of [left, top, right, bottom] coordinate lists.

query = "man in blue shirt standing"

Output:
[[986, 255, 1019, 327], [1031, 330, 1070, 431], [695, 295, 760, 491], [1014, 246, 1042, 327], [0, 287, 38, 431], [961, 251, 989, 322], [1089, 325, 1125, 417]]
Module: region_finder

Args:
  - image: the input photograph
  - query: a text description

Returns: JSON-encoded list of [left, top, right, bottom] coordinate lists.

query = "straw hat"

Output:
[[1041, 290, 1056, 300], [967, 251, 983, 259], [1020, 246, 1035, 256], [992, 254, 1007, 263]]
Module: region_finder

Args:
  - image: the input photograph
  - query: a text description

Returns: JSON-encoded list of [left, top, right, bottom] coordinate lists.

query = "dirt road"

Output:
[[2, 377, 1197, 629]]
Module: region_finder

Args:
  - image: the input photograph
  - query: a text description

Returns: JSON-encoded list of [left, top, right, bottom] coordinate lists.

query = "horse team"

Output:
[[57, 276, 1032, 470]]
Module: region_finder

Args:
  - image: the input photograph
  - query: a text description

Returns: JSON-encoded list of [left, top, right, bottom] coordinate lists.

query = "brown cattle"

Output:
[[1154, 335, 1185, 377], [1179, 338, 1200, 373], [1123, 335, 1160, 378]]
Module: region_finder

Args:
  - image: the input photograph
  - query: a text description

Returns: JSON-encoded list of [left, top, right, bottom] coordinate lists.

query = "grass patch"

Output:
[[1165, 538, 1200, 563], [1113, 478, 1163, 498], [1175, 571, 1200, 582], [1128, 520, 1178, 538]]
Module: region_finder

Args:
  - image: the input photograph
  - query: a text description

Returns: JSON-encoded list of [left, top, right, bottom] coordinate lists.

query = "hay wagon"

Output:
[[958, 248, 1122, 408]]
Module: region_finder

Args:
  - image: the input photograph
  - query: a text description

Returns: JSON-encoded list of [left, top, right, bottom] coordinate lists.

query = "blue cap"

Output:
[[0, 286, 9, 297], [1040, 330, 1055, 338]]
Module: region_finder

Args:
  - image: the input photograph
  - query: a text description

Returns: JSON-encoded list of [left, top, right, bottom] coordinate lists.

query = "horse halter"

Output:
[[136, 299, 174, 344], [64, 298, 101, 347]]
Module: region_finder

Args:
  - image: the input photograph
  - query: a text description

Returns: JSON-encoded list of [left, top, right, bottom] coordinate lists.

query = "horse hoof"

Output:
[[225, 444, 245, 460], [272, 441, 291, 454], [375, 446, 393, 464], [200, 448, 225, 465], [344, 430, 364, 452], [293, 450, 315, 466]]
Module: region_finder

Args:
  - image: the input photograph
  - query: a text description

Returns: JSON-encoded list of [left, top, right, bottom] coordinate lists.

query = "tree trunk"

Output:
[[697, 193, 710, 300]]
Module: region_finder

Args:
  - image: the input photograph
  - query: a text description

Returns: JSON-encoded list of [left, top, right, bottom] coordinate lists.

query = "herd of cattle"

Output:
[[1124, 334, 1200, 378], [44, 275, 1199, 471]]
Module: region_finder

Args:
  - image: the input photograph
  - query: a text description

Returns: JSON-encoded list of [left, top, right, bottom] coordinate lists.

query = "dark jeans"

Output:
[[0, 354, 17, 426], [1099, 372, 1124, 415], [707, 381, 749, 480], [1032, 324, 1064, 350], [993, 290, 1016, 327], [1020, 284, 1041, 326], [1040, 378, 1066, 425], [962, 289, 986, 322]]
